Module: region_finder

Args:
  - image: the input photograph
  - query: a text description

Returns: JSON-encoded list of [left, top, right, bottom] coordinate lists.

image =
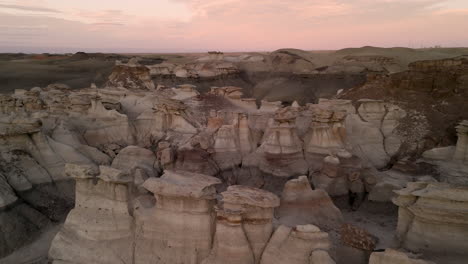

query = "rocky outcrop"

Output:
[[393, 182, 468, 256], [276, 176, 343, 229], [49, 164, 134, 264], [340, 56, 468, 161], [134, 170, 221, 264], [47, 166, 341, 264], [260, 224, 334, 264], [148, 59, 240, 79], [81, 96, 134, 148], [240, 108, 307, 194], [368, 169, 436, 202], [106, 62, 155, 90], [3, 50, 468, 264], [345, 99, 406, 169], [422, 120, 468, 185], [203, 185, 279, 264]]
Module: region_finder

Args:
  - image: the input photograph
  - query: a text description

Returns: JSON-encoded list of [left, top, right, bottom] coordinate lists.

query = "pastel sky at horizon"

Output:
[[1, 0, 468, 53]]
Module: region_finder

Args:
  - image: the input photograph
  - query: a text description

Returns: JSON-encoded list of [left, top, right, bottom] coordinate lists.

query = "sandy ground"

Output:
[[0, 224, 61, 264], [340, 200, 399, 249]]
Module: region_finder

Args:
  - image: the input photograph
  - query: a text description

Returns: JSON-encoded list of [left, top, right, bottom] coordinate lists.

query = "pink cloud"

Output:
[[1, 0, 468, 52]]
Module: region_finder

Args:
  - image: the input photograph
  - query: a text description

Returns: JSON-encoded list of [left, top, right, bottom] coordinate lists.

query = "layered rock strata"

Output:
[[260, 224, 334, 264], [134, 170, 221, 264], [49, 164, 134, 264], [276, 176, 343, 229], [393, 182, 468, 256], [203, 185, 279, 264], [422, 120, 468, 185]]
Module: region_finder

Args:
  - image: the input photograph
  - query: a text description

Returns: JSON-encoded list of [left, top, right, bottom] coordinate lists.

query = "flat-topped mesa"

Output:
[[276, 176, 343, 230], [393, 182, 468, 256], [134, 170, 221, 264], [260, 224, 334, 264], [206, 186, 279, 264], [49, 164, 134, 264], [369, 249, 436, 264]]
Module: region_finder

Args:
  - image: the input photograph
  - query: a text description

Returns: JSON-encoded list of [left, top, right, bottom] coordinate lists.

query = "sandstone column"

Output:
[[134, 170, 221, 264], [454, 120, 468, 162]]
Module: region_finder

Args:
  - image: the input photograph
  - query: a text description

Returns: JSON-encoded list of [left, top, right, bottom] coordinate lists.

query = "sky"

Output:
[[0, 0, 468, 53]]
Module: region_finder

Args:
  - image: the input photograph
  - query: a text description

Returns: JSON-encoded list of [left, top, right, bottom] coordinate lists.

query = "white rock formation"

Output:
[[393, 182, 468, 256], [49, 164, 134, 264], [260, 225, 333, 264], [276, 176, 343, 229], [203, 185, 279, 264], [422, 120, 468, 185], [134, 170, 221, 264]]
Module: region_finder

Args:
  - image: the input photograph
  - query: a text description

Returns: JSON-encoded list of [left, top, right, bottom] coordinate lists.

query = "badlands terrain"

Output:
[[0, 47, 467, 264]]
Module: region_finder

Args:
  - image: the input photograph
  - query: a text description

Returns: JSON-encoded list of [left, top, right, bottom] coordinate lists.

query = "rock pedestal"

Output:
[[276, 176, 343, 230], [49, 164, 133, 264], [134, 170, 221, 264], [393, 182, 468, 256], [205, 185, 279, 264]]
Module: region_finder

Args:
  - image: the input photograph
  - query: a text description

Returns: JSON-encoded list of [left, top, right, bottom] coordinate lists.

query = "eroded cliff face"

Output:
[[339, 56, 468, 160], [1, 54, 467, 264], [48, 167, 336, 264], [393, 182, 468, 257]]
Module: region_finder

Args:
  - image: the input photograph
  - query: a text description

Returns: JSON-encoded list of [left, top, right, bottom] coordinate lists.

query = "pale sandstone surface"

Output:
[[421, 120, 468, 185], [134, 170, 221, 264], [2, 51, 467, 264], [276, 176, 343, 229], [48, 164, 134, 264], [393, 182, 468, 257], [260, 224, 334, 264]]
